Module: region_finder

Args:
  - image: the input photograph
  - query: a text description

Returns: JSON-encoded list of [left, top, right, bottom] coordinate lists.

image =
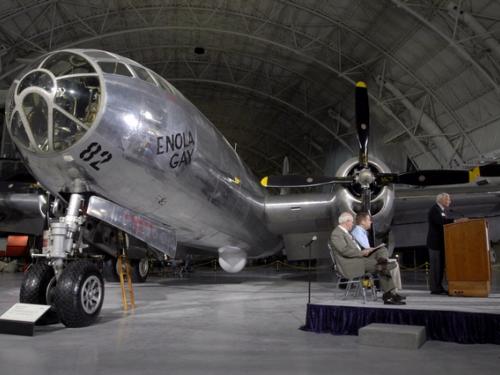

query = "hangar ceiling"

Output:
[[1, 0, 500, 177]]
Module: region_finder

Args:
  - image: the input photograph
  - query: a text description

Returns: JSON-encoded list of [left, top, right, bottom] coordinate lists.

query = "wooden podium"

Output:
[[444, 219, 491, 297]]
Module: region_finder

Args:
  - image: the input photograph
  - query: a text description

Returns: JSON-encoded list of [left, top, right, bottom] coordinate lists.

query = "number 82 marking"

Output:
[[79, 142, 113, 171]]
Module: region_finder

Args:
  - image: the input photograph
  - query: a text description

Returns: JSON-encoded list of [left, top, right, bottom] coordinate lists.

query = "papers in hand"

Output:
[[366, 243, 386, 254]]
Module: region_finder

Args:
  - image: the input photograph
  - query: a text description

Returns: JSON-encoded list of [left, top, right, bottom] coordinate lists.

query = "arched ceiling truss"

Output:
[[1, 0, 500, 175]]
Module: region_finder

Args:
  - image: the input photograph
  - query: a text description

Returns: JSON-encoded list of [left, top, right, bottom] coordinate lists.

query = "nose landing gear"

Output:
[[19, 193, 105, 328]]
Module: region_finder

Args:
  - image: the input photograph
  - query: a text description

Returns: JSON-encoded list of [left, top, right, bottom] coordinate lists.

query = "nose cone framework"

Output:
[[6, 51, 101, 153]]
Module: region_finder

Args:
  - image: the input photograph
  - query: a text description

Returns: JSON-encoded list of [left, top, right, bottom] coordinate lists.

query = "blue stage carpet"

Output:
[[301, 293, 500, 344]]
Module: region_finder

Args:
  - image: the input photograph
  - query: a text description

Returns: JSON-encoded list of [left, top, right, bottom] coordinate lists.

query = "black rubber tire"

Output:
[[19, 262, 59, 325], [103, 257, 148, 283], [54, 261, 104, 328], [130, 258, 149, 283]]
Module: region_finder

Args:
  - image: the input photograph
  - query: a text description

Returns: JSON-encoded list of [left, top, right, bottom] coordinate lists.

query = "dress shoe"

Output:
[[382, 291, 406, 305], [393, 293, 406, 301], [383, 295, 406, 305]]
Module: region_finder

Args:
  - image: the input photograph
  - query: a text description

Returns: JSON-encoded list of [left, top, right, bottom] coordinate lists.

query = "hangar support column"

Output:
[[378, 78, 463, 167]]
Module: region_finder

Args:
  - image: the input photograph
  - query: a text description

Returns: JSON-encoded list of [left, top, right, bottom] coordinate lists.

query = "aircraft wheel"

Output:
[[19, 262, 60, 325], [104, 257, 149, 283], [54, 261, 104, 328], [131, 258, 149, 283]]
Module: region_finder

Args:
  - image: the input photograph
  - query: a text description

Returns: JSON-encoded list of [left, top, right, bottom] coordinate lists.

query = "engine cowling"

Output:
[[334, 157, 395, 234]]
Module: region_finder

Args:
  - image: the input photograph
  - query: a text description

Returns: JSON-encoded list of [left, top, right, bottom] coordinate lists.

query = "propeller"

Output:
[[354, 81, 372, 212], [355, 81, 369, 169], [260, 82, 500, 210]]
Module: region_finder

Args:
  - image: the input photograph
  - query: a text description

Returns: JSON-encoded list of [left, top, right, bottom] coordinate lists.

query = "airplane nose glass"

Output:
[[11, 112, 30, 148], [8, 51, 101, 153], [17, 70, 54, 94], [53, 109, 87, 151], [22, 93, 49, 152], [55, 76, 100, 125], [42, 52, 95, 76]]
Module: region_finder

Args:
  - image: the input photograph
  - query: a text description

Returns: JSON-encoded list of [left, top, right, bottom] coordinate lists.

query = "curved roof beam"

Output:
[[0, 2, 482, 160], [380, 78, 463, 166], [193, 108, 324, 173], [233, 144, 281, 171], [54, 27, 440, 163], [170, 77, 353, 154], [115, 44, 351, 121], [391, 0, 499, 92], [447, 2, 500, 62], [0, 0, 53, 23], [0, 20, 438, 165], [141, 53, 353, 130], [278, 0, 481, 160]]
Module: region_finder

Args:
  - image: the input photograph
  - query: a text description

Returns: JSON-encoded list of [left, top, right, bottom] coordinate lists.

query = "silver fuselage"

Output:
[[6, 50, 281, 257]]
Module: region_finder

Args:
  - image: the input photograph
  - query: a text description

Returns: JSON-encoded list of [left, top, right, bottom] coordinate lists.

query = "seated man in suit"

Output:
[[330, 212, 405, 305], [351, 212, 403, 293]]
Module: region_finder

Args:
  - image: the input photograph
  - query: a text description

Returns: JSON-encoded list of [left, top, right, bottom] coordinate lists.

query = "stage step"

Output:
[[358, 323, 427, 349]]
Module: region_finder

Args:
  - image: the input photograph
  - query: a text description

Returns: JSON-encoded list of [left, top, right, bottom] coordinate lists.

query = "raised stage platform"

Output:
[[301, 290, 500, 344]]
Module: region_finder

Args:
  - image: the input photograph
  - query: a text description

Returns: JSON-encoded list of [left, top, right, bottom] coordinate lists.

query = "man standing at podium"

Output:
[[426, 193, 455, 295]]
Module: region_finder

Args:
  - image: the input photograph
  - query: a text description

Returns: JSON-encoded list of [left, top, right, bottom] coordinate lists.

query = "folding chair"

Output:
[[328, 245, 377, 304]]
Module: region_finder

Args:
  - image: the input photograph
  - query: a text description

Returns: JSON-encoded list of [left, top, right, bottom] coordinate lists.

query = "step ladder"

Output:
[[117, 254, 135, 311]]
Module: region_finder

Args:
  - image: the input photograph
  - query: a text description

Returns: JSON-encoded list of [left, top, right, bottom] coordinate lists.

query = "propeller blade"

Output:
[[260, 175, 352, 188], [376, 163, 500, 187], [471, 163, 500, 179], [355, 81, 370, 168], [385, 170, 469, 186], [361, 188, 371, 213]]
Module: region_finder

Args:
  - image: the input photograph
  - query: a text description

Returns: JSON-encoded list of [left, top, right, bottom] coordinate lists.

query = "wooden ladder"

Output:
[[117, 254, 135, 311]]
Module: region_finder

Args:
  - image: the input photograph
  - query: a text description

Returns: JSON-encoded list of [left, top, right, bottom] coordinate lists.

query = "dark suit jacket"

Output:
[[426, 203, 454, 251]]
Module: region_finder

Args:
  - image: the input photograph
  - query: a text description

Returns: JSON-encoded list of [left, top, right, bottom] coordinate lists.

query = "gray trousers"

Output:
[[428, 248, 445, 292], [363, 247, 395, 294]]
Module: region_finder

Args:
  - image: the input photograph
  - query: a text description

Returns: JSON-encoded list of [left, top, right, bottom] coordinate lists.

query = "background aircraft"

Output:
[[3, 49, 500, 327]]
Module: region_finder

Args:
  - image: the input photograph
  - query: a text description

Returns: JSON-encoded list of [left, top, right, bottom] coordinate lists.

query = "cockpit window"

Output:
[[55, 76, 100, 126], [83, 50, 115, 59], [150, 71, 175, 94], [8, 51, 101, 153], [17, 70, 54, 95], [130, 65, 156, 85], [98, 61, 133, 77], [42, 52, 95, 76]]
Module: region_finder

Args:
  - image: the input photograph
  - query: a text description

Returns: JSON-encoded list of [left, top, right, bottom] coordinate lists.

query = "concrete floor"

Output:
[[1, 267, 500, 375]]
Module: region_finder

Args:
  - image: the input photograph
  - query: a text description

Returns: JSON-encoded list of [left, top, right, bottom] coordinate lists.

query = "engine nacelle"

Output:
[[334, 157, 395, 235], [218, 246, 247, 273]]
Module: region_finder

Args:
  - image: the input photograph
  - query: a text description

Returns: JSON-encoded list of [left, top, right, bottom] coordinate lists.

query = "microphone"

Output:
[[304, 235, 318, 247]]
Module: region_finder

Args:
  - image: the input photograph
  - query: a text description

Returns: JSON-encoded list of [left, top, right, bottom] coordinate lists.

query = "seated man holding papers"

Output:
[[351, 212, 403, 292]]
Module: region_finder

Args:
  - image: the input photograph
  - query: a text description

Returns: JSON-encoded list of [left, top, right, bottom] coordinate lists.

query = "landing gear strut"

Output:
[[21, 193, 105, 328]]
